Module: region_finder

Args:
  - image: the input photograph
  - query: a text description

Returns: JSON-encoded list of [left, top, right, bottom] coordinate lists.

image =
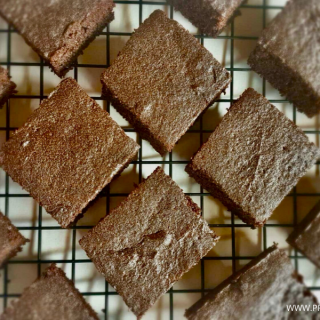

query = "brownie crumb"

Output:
[[0, 66, 16, 108]]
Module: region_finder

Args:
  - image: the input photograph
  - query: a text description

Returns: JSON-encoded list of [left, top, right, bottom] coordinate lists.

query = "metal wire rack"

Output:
[[0, 0, 320, 319]]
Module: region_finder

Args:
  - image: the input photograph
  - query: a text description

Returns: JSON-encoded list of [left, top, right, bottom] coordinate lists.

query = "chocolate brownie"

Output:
[[0, 66, 16, 108], [0, 78, 139, 228], [248, 0, 320, 117], [185, 245, 318, 320], [186, 88, 320, 227], [0, 264, 98, 320], [167, 0, 245, 37], [0, 212, 28, 268], [287, 200, 320, 269], [101, 10, 231, 155], [80, 167, 218, 318], [0, 0, 115, 77]]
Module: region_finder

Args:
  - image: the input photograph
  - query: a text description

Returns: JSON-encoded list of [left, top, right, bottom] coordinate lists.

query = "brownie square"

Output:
[[101, 10, 231, 155], [0, 212, 28, 268], [0, 0, 115, 77], [186, 88, 320, 227], [1, 264, 98, 320], [80, 167, 218, 318], [0, 78, 139, 228], [248, 0, 320, 117], [168, 0, 245, 37], [185, 245, 318, 320], [287, 200, 320, 268], [0, 66, 16, 108]]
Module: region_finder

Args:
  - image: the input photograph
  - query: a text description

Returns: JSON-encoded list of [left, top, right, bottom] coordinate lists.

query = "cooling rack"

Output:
[[0, 0, 319, 319]]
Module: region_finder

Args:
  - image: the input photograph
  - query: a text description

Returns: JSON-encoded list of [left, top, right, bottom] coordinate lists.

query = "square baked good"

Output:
[[248, 0, 320, 117], [101, 10, 231, 155], [0, 0, 115, 77], [186, 88, 320, 227], [185, 245, 319, 320], [0, 212, 28, 268], [168, 0, 245, 37], [80, 167, 218, 318], [0, 78, 139, 228], [287, 200, 320, 269], [0, 66, 16, 108], [0, 264, 98, 320]]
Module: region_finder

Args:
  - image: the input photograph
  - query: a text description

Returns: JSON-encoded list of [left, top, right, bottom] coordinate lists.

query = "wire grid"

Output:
[[0, 0, 320, 319]]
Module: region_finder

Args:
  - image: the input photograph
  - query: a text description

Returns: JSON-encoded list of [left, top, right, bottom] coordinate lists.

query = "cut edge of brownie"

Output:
[[248, 41, 320, 118], [185, 243, 318, 319], [49, 2, 115, 77], [101, 65, 231, 156], [0, 212, 29, 268], [0, 2, 115, 78], [0, 70, 17, 109], [185, 162, 262, 227], [1, 263, 99, 320], [186, 88, 320, 228], [102, 85, 169, 156], [286, 200, 320, 268], [80, 166, 219, 318]]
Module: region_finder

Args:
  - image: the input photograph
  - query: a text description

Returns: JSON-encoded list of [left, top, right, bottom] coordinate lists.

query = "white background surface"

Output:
[[0, 0, 320, 319]]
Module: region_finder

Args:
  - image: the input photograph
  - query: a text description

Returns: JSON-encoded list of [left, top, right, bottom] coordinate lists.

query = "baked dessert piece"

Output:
[[0, 0, 115, 77], [248, 0, 320, 118], [0, 264, 98, 320], [186, 88, 320, 227], [167, 0, 245, 37], [101, 10, 231, 155], [287, 200, 320, 269], [80, 167, 218, 318], [0, 78, 139, 228], [185, 244, 318, 320], [0, 212, 28, 268], [0, 66, 16, 108]]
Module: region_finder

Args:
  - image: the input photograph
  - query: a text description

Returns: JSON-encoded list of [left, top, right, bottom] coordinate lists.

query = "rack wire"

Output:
[[0, 0, 320, 319]]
